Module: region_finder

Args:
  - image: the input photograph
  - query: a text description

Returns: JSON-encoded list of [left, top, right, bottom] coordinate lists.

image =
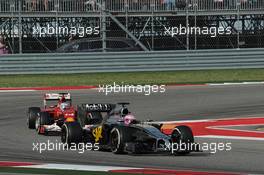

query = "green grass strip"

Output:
[[0, 69, 264, 87]]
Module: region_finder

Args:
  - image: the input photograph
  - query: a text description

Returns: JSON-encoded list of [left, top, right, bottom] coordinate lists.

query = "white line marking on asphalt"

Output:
[[19, 164, 140, 172], [208, 82, 264, 86], [149, 119, 211, 124], [0, 90, 36, 93], [196, 135, 264, 141], [153, 116, 264, 124]]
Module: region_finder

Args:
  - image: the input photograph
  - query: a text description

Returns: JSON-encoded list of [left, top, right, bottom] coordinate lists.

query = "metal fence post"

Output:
[[102, 0, 106, 52], [237, 0, 240, 49], [186, 0, 189, 50], [11, 0, 15, 54], [151, 3, 154, 50], [18, 0, 22, 54], [194, 0, 197, 50]]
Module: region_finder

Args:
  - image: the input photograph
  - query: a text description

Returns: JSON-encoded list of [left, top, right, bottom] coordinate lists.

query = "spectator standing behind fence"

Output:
[[167, 0, 175, 10], [44, 0, 49, 11], [24, 0, 37, 11], [85, 0, 96, 11], [132, 0, 138, 10], [0, 36, 9, 55], [175, 0, 186, 9], [25, 0, 49, 11]]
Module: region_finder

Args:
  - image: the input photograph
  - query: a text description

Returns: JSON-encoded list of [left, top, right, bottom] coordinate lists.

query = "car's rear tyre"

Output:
[[35, 112, 54, 135], [171, 125, 194, 155], [27, 107, 41, 129], [61, 122, 83, 145], [110, 126, 132, 154]]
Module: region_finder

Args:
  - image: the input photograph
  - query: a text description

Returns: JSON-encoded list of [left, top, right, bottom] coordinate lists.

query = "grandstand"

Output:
[[0, 0, 263, 53]]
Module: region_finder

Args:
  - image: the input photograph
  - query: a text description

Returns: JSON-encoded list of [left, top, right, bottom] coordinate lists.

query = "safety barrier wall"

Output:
[[1, 48, 264, 75]]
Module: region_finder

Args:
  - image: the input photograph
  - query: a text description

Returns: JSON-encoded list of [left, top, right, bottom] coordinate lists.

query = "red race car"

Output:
[[27, 93, 77, 135]]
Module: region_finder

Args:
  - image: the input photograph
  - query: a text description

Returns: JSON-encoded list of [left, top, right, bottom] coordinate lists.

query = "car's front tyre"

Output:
[[171, 125, 194, 155], [61, 122, 83, 145], [27, 107, 41, 129], [35, 112, 53, 135]]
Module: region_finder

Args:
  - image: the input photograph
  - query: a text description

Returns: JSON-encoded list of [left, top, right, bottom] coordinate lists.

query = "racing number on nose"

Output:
[[92, 126, 103, 142]]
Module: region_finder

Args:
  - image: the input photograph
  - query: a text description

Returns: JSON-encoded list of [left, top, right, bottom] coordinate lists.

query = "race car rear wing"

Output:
[[44, 93, 71, 100], [43, 93, 71, 108], [78, 103, 115, 112]]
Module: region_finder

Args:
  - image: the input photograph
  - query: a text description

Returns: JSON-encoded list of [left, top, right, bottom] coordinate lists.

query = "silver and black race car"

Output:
[[61, 103, 199, 155]]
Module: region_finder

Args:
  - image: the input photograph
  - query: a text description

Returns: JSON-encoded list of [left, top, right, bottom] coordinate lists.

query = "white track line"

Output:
[[196, 135, 264, 141], [19, 164, 140, 172], [0, 90, 36, 93], [152, 116, 264, 124], [208, 82, 264, 86], [149, 119, 211, 124]]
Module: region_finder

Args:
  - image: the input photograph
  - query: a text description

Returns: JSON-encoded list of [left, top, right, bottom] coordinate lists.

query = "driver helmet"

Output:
[[59, 96, 66, 103], [124, 114, 136, 125], [60, 102, 70, 111]]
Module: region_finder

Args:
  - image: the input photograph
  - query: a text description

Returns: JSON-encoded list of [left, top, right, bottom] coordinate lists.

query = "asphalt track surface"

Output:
[[0, 85, 264, 174]]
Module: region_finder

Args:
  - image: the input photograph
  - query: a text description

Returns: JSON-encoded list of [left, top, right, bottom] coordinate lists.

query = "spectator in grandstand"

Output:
[[43, 0, 49, 11], [166, 0, 175, 10], [85, 0, 96, 11], [175, 0, 187, 9], [24, 0, 30, 11], [132, 0, 138, 10], [24, 0, 37, 11], [32, 0, 37, 10], [0, 36, 9, 55]]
